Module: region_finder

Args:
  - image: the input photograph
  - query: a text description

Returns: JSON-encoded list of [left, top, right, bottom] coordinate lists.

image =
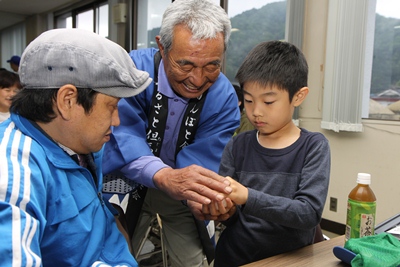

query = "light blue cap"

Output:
[[19, 28, 152, 98]]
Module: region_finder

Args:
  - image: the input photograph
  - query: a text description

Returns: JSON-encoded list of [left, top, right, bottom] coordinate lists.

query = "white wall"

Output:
[[301, 0, 400, 226]]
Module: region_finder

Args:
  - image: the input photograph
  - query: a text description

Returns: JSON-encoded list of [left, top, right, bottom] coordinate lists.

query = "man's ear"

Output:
[[56, 84, 79, 120], [155, 35, 165, 58], [293, 87, 309, 107]]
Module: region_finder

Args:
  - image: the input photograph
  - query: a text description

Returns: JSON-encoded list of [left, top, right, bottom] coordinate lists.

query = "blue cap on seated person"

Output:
[[7, 55, 21, 66], [19, 28, 152, 98]]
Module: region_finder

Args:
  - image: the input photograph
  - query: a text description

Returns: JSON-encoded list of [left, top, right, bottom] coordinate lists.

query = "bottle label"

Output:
[[345, 199, 376, 241]]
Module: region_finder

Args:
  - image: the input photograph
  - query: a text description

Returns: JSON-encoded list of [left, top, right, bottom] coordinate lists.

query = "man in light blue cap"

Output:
[[0, 28, 151, 267]]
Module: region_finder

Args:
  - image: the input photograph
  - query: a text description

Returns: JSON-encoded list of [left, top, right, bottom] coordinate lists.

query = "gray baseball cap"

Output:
[[19, 28, 152, 98]]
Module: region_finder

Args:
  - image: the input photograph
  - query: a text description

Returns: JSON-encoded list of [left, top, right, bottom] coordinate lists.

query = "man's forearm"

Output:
[[120, 155, 169, 188]]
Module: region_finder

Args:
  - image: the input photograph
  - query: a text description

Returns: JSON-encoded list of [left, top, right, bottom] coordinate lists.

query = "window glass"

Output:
[[56, 15, 72, 28], [225, 0, 286, 82], [98, 3, 109, 38], [369, 0, 400, 120], [137, 0, 170, 49], [66, 17, 73, 28], [76, 9, 94, 32], [55, 2, 108, 38]]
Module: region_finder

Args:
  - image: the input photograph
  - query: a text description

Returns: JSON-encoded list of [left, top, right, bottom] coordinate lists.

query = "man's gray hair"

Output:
[[159, 0, 231, 55]]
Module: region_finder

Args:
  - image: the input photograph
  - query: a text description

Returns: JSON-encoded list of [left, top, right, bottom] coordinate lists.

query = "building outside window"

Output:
[[369, 0, 400, 120]]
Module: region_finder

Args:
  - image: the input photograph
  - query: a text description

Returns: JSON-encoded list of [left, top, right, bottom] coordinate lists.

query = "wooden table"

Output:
[[241, 235, 349, 267]]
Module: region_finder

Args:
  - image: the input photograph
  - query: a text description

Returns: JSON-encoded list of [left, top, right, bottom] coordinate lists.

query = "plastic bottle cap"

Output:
[[357, 173, 371, 185]]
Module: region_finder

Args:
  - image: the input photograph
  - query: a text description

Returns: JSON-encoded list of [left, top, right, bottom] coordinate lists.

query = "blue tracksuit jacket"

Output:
[[0, 113, 137, 266]]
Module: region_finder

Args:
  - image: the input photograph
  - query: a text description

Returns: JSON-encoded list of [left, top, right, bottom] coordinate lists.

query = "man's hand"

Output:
[[153, 165, 232, 205]]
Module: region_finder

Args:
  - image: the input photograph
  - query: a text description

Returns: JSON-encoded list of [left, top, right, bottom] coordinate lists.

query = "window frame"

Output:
[[54, 0, 108, 36]]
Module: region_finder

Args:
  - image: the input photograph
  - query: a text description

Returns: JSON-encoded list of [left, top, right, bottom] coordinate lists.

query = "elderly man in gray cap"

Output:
[[0, 28, 151, 267]]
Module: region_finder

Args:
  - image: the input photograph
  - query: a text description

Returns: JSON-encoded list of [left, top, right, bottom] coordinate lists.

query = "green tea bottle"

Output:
[[345, 173, 376, 241]]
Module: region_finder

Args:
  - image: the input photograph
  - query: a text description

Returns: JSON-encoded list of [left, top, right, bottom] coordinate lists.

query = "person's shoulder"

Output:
[[129, 47, 158, 56], [0, 117, 39, 156], [228, 130, 257, 158], [205, 75, 238, 110], [208, 73, 234, 95], [0, 118, 11, 136], [299, 128, 330, 152], [128, 48, 158, 66], [300, 128, 327, 141], [233, 130, 257, 144]]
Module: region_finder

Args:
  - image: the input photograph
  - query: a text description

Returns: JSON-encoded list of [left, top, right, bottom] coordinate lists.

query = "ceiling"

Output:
[[0, 0, 76, 31]]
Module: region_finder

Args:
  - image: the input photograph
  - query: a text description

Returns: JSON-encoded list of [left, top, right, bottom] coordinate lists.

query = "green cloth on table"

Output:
[[344, 233, 400, 267]]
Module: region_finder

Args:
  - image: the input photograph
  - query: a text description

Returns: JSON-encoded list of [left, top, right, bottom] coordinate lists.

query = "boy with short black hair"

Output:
[[211, 40, 331, 267]]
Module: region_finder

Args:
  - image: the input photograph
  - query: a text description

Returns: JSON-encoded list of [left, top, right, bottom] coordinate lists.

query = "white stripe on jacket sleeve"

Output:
[[1, 123, 41, 266]]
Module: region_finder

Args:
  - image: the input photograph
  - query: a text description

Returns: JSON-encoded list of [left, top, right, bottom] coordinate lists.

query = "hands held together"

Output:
[[198, 176, 248, 221], [153, 165, 248, 221]]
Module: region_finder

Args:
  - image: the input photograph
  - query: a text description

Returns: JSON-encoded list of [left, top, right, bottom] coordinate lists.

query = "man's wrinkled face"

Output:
[[158, 25, 225, 99]]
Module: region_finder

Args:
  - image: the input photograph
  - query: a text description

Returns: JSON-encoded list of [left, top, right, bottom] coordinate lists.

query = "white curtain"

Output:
[[321, 0, 376, 132], [1, 23, 26, 71]]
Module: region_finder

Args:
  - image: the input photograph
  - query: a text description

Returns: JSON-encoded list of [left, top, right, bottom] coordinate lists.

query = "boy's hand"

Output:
[[225, 177, 248, 205], [202, 197, 235, 220], [203, 198, 237, 222], [188, 198, 235, 221], [186, 176, 247, 221]]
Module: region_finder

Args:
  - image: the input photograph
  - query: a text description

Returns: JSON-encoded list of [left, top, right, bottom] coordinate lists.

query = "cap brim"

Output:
[[94, 76, 152, 98], [333, 246, 357, 265]]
